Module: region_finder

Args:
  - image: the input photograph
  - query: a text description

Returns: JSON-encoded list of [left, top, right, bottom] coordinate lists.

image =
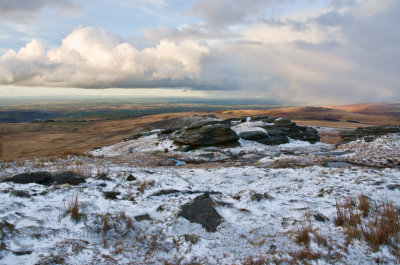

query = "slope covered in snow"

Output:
[[0, 131, 399, 264]]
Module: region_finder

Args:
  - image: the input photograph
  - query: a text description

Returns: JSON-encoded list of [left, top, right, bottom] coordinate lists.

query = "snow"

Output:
[[0, 133, 400, 264]]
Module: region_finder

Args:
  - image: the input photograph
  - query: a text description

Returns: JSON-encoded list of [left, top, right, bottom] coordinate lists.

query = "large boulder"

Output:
[[339, 126, 400, 144], [239, 131, 289, 145], [178, 193, 223, 232], [3, 172, 53, 185], [171, 119, 239, 147], [3, 171, 86, 186], [52, 172, 86, 185]]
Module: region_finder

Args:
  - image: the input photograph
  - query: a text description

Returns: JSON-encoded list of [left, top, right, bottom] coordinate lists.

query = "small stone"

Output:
[[126, 175, 136, 181], [134, 214, 152, 221], [103, 191, 121, 199], [313, 213, 329, 222], [184, 234, 199, 244], [10, 190, 31, 198]]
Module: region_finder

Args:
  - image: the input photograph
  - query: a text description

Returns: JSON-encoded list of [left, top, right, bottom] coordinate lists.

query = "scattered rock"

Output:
[[251, 192, 273, 201], [103, 191, 121, 200], [184, 234, 199, 244], [178, 193, 223, 232], [150, 189, 222, 197], [97, 173, 111, 181], [98, 183, 107, 187], [372, 181, 385, 186], [134, 214, 152, 221], [126, 175, 136, 181], [13, 250, 33, 256], [387, 184, 400, 191], [339, 126, 400, 144], [269, 244, 277, 252], [313, 213, 329, 222], [10, 190, 31, 198], [151, 189, 181, 196]]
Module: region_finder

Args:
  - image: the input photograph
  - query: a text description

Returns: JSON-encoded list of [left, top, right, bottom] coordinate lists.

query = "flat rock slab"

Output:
[[178, 193, 223, 232]]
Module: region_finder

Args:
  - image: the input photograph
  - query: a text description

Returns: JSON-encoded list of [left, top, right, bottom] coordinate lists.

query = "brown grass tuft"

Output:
[[64, 194, 81, 222], [335, 195, 400, 260]]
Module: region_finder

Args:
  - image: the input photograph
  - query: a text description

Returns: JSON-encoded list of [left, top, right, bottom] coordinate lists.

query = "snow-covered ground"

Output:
[[0, 132, 400, 264]]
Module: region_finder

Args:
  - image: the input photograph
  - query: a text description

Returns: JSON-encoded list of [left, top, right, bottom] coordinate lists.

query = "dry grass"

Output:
[[295, 219, 313, 247], [362, 200, 400, 253], [137, 180, 155, 193], [334, 195, 400, 259], [63, 194, 81, 222]]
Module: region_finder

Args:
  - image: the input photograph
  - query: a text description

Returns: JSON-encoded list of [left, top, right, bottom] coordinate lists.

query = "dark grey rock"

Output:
[[103, 191, 121, 199], [134, 214, 152, 221], [239, 130, 289, 145], [98, 173, 111, 181], [178, 193, 223, 232], [313, 213, 329, 222], [3, 172, 53, 185], [172, 122, 239, 147], [199, 153, 215, 159], [13, 250, 33, 256], [53, 172, 86, 185], [10, 190, 31, 198], [126, 175, 136, 181]]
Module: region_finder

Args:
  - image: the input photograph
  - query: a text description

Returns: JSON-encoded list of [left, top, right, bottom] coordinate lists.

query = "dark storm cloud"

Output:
[[0, 0, 79, 22]]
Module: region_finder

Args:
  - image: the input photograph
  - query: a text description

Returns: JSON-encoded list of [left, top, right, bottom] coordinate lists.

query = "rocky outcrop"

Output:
[[259, 118, 320, 144], [339, 126, 400, 144], [171, 119, 239, 148], [239, 131, 289, 145], [178, 193, 223, 232], [237, 118, 319, 145], [3, 171, 86, 186]]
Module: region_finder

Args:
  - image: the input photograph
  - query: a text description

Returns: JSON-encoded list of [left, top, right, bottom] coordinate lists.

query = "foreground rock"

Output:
[[339, 126, 400, 144], [3, 171, 85, 186], [178, 193, 223, 232], [171, 119, 239, 148]]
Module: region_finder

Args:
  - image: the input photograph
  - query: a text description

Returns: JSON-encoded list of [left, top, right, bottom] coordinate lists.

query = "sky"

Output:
[[0, 0, 399, 104]]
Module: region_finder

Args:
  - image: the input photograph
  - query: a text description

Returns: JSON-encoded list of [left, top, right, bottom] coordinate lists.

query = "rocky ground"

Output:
[[0, 116, 399, 264]]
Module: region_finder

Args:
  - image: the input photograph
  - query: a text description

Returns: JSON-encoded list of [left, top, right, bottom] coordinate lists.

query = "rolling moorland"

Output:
[[0, 100, 399, 264]]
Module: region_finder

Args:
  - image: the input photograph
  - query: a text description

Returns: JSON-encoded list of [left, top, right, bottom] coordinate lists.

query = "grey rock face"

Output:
[[239, 131, 289, 145], [172, 120, 239, 147]]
